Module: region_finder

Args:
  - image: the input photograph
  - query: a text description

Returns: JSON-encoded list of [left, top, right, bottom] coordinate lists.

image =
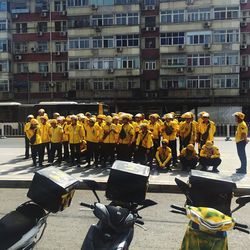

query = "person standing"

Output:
[[39, 116, 51, 163], [234, 112, 249, 174], [24, 114, 34, 159]]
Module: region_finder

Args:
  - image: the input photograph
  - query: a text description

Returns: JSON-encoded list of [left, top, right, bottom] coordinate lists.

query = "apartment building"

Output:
[[0, 0, 248, 113]]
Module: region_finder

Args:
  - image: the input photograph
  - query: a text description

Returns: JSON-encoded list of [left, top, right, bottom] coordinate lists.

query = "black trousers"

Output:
[[169, 139, 177, 164], [70, 143, 81, 164], [31, 144, 43, 166], [134, 146, 148, 165], [101, 143, 115, 164], [86, 141, 99, 165], [24, 135, 30, 158], [50, 142, 62, 163], [180, 157, 198, 171], [41, 142, 50, 162], [63, 141, 70, 160], [117, 144, 132, 162], [199, 157, 221, 170]]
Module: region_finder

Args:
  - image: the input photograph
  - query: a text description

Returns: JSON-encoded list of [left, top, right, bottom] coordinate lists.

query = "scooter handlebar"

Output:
[[80, 202, 95, 209], [135, 218, 144, 225], [235, 222, 248, 229], [170, 205, 187, 215], [234, 226, 250, 234]]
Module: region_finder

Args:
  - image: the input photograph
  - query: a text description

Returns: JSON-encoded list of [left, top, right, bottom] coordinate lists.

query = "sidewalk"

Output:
[[0, 137, 250, 194]]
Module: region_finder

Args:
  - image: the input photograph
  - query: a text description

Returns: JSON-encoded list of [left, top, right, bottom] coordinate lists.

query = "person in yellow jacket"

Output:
[[26, 118, 43, 167], [68, 115, 85, 167], [61, 116, 71, 162], [199, 141, 221, 173], [39, 116, 51, 162], [155, 139, 172, 171], [233, 112, 249, 174], [179, 144, 198, 171], [36, 108, 48, 124], [117, 114, 135, 161], [161, 113, 179, 166], [24, 114, 34, 159], [100, 116, 118, 167], [197, 112, 216, 152], [179, 112, 196, 150], [49, 119, 63, 164], [134, 123, 153, 165], [85, 117, 101, 167]]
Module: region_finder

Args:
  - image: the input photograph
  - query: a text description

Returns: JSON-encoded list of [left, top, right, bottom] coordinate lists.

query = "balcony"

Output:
[[11, 12, 67, 22], [141, 49, 159, 59], [13, 72, 68, 82], [13, 32, 67, 42], [142, 70, 159, 80]]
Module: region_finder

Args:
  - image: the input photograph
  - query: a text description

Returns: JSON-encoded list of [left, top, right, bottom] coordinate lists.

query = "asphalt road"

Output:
[[1, 190, 250, 250]]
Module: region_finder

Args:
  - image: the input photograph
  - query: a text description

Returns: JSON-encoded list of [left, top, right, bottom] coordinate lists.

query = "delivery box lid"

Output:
[[111, 160, 150, 177]]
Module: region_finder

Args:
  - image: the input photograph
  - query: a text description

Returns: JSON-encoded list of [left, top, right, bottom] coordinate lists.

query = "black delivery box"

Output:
[[106, 160, 150, 203], [27, 167, 79, 213], [188, 170, 236, 216]]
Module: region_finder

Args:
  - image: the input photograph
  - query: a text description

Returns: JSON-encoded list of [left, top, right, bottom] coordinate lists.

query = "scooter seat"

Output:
[[0, 203, 45, 249]]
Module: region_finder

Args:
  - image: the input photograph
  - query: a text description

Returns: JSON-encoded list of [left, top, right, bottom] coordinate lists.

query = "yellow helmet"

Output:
[[233, 112, 245, 120], [30, 119, 39, 125]]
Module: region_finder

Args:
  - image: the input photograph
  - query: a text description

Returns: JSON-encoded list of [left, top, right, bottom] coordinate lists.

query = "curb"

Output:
[[0, 179, 250, 196]]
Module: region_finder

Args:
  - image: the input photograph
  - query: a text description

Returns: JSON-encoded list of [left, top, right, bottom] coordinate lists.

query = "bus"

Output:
[[0, 102, 109, 122]]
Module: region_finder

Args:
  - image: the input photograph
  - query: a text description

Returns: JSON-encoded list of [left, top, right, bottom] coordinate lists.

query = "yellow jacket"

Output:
[[85, 123, 101, 143], [200, 145, 220, 158], [49, 126, 63, 143], [131, 121, 140, 142], [179, 148, 198, 159], [36, 114, 49, 124], [161, 120, 179, 141], [235, 121, 248, 143], [40, 123, 51, 143], [100, 123, 118, 144], [197, 121, 216, 142], [155, 146, 172, 166], [179, 121, 196, 144], [136, 130, 153, 149], [26, 127, 42, 145], [118, 123, 135, 145], [68, 124, 84, 144], [62, 123, 70, 142], [24, 122, 30, 134], [148, 122, 161, 140]]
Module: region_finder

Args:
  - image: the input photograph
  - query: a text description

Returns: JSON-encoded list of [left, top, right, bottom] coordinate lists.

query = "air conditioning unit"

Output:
[[177, 67, 184, 73], [186, 0, 194, 4], [147, 27, 156, 31], [178, 44, 185, 50], [187, 67, 194, 72], [203, 43, 211, 49], [240, 88, 248, 94], [63, 72, 68, 77], [95, 27, 101, 32], [31, 47, 37, 52], [43, 72, 48, 77], [12, 14, 19, 19], [145, 27, 150, 31], [144, 5, 156, 10], [241, 43, 248, 49], [241, 66, 249, 72], [60, 31, 67, 36], [203, 22, 211, 28], [15, 55, 22, 60], [91, 4, 98, 10], [117, 47, 123, 53], [108, 68, 114, 74], [41, 11, 48, 17], [56, 51, 61, 56], [37, 31, 43, 36], [60, 11, 66, 16], [241, 21, 247, 27]]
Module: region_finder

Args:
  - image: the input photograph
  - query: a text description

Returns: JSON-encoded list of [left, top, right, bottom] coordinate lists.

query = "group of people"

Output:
[[24, 109, 248, 174]]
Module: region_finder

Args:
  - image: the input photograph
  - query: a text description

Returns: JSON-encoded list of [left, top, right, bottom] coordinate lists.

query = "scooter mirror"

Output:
[[83, 180, 99, 191], [139, 199, 157, 207], [236, 196, 250, 207], [175, 178, 193, 204]]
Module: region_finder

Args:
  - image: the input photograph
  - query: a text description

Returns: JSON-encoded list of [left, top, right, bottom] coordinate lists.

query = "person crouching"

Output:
[[155, 139, 172, 171], [179, 144, 198, 171]]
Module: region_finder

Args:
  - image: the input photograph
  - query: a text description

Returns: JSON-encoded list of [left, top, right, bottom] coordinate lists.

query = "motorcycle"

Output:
[[80, 180, 157, 250], [171, 171, 250, 250]]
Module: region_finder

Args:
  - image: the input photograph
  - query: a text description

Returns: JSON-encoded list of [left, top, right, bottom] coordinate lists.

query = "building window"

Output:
[[115, 0, 139, 4], [214, 6, 239, 20], [37, 22, 47, 32], [103, 14, 113, 26], [187, 54, 211, 66], [213, 29, 239, 44], [37, 41, 48, 53], [80, 38, 90, 48], [56, 62, 67, 72], [69, 58, 79, 70], [68, 16, 90, 28], [128, 80, 140, 89], [115, 13, 139, 25], [213, 52, 239, 66], [116, 34, 139, 47], [0, 79, 9, 92], [161, 10, 184, 23], [160, 32, 185, 45], [103, 36, 114, 48], [55, 41, 67, 52], [0, 20, 7, 31], [116, 14, 127, 25], [145, 61, 156, 70], [0, 60, 9, 72], [145, 16, 156, 27], [55, 21, 67, 31], [93, 78, 114, 90], [17, 63, 29, 73], [128, 13, 139, 25], [93, 37, 102, 48], [187, 8, 211, 21], [0, 40, 8, 52], [16, 23, 27, 33], [213, 75, 239, 88], [161, 77, 186, 89], [186, 31, 212, 45], [161, 55, 186, 67], [116, 56, 139, 69], [0, 1, 7, 11], [187, 76, 211, 88], [145, 37, 156, 48], [54, 0, 66, 11], [39, 82, 50, 92], [69, 38, 79, 49], [79, 58, 90, 69], [39, 62, 49, 72], [67, 0, 88, 7]]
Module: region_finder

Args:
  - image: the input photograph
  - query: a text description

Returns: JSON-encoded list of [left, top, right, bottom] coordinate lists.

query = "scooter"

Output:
[[172, 175, 250, 250], [80, 180, 157, 250]]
